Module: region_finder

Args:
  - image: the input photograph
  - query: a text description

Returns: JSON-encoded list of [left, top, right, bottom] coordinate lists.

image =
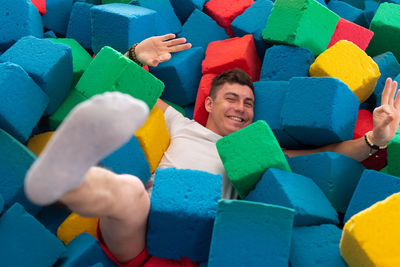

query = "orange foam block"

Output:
[[26, 131, 54, 156], [327, 18, 374, 51], [202, 34, 261, 81], [30, 0, 46, 15], [57, 213, 98, 245], [204, 0, 254, 37], [193, 74, 216, 126]]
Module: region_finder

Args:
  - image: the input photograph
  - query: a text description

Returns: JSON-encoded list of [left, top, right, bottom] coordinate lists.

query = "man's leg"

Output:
[[24, 92, 151, 263]]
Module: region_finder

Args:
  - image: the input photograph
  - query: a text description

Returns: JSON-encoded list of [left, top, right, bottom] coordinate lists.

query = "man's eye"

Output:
[[245, 102, 254, 108], [226, 98, 235, 102]]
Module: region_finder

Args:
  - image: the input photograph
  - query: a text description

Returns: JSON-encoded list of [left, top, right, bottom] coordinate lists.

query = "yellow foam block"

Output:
[[26, 131, 55, 156], [340, 192, 400, 266], [135, 107, 170, 173], [309, 40, 380, 103], [57, 213, 98, 245]]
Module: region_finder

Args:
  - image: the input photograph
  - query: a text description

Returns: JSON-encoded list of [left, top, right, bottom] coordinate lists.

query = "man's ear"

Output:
[[205, 96, 213, 113]]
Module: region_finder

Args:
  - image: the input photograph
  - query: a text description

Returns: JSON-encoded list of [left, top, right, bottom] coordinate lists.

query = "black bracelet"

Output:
[[128, 44, 144, 67], [364, 131, 387, 156]]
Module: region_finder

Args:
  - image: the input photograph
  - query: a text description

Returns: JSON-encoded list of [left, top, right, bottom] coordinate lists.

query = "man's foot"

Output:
[[24, 92, 149, 205]]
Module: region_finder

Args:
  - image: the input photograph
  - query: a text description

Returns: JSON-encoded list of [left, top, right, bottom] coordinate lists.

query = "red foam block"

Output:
[[193, 74, 217, 126], [204, 0, 254, 37], [327, 18, 374, 51], [30, 0, 46, 15], [202, 34, 261, 81], [353, 109, 373, 139]]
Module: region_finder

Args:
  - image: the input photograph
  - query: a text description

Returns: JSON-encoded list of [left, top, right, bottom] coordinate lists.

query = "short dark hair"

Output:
[[209, 68, 254, 99]]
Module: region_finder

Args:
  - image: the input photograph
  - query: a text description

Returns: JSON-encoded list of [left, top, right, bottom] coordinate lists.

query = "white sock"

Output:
[[24, 92, 149, 205]]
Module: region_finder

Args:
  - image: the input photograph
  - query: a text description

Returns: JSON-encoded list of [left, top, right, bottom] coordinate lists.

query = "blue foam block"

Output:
[[260, 45, 315, 81], [34, 203, 72, 235], [91, 3, 158, 54], [0, 36, 73, 115], [328, 0, 367, 27], [150, 47, 204, 106], [340, 0, 365, 9], [344, 170, 400, 222], [0, 129, 41, 215], [100, 136, 151, 184], [57, 233, 116, 267], [281, 77, 359, 146], [178, 9, 229, 52], [246, 168, 339, 226], [44, 30, 58, 38], [290, 224, 347, 267], [288, 152, 365, 214], [66, 1, 94, 50], [43, 0, 73, 35], [231, 0, 274, 59], [0, 194, 4, 214], [253, 81, 301, 148], [169, 0, 206, 23], [133, 0, 182, 34], [147, 168, 222, 261], [0, 62, 49, 143], [363, 0, 379, 27], [184, 103, 195, 119], [208, 199, 294, 267], [0, 203, 65, 266], [0, 0, 43, 52], [367, 52, 400, 108]]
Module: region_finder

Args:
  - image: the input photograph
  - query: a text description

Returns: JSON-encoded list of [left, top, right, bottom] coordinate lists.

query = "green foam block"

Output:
[[262, 0, 339, 55], [216, 120, 291, 199], [366, 3, 400, 61], [47, 38, 92, 88], [387, 131, 400, 177], [75, 46, 164, 109]]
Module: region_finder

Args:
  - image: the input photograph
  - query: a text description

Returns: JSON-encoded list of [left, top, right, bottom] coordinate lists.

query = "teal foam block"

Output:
[[246, 168, 339, 226], [208, 199, 294, 267], [147, 168, 221, 261], [327, 0, 367, 27], [0, 203, 65, 266], [57, 233, 115, 267], [169, 0, 206, 23], [288, 152, 365, 214], [66, 1, 94, 50], [0, 129, 41, 215], [0, 62, 49, 143], [290, 224, 347, 267], [42, 0, 73, 35], [0, 36, 73, 114], [34, 204, 72, 235]]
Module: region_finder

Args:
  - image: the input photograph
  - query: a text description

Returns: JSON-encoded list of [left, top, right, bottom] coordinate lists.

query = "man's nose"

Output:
[[234, 101, 245, 112]]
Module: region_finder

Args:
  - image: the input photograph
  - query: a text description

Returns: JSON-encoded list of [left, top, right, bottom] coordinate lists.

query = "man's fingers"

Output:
[[159, 53, 171, 62], [394, 87, 400, 109], [381, 77, 392, 105], [159, 33, 176, 41], [168, 43, 192, 53], [165, 37, 188, 47], [388, 80, 398, 106]]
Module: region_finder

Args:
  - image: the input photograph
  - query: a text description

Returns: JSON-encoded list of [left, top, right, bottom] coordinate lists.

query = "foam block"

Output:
[[340, 192, 400, 266], [27, 132, 55, 156], [42, 0, 73, 35], [49, 88, 88, 130], [202, 35, 261, 81], [310, 40, 380, 103], [66, 1, 94, 50], [57, 233, 116, 266], [216, 120, 291, 199], [34, 203, 72, 235], [253, 81, 300, 148], [260, 45, 315, 81], [48, 38, 93, 88], [0, 203, 65, 266], [327, 18, 374, 51], [366, 3, 400, 61], [162, 100, 186, 116], [75, 46, 164, 110], [0, 194, 4, 214], [44, 30, 57, 38], [281, 77, 359, 146], [57, 213, 98, 245], [135, 107, 170, 173], [147, 168, 221, 261], [208, 199, 294, 267], [288, 152, 365, 214], [0, 62, 49, 143], [341, 0, 365, 9], [193, 74, 216, 126], [262, 0, 339, 55], [204, 0, 254, 37], [91, 3, 158, 54], [0, 129, 41, 215], [327, 0, 367, 27], [0, 36, 73, 114], [30, 0, 46, 15], [231, 0, 274, 59], [290, 224, 347, 267], [150, 47, 204, 106], [0, 0, 43, 52], [169, 0, 206, 23], [178, 9, 229, 52], [363, 0, 379, 27], [100, 136, 151, 183], [353, 109, 373, 139], [246, 168, 339, 226], [387, 134, 400, 177], [344, 170, 400, 223]]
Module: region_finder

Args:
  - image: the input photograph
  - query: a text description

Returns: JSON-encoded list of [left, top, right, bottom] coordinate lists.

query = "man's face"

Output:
[[205, 82, 255, 136]]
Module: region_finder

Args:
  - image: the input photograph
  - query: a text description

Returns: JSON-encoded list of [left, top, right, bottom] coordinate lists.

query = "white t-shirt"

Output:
[[157, 106, 237, 199]]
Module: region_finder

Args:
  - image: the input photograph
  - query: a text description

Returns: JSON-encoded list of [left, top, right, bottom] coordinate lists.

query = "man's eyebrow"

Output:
[[224, 92, 239, 97]]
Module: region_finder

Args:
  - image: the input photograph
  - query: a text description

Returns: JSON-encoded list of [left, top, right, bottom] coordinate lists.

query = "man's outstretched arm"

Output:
[[284, 78, 400, 162]]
